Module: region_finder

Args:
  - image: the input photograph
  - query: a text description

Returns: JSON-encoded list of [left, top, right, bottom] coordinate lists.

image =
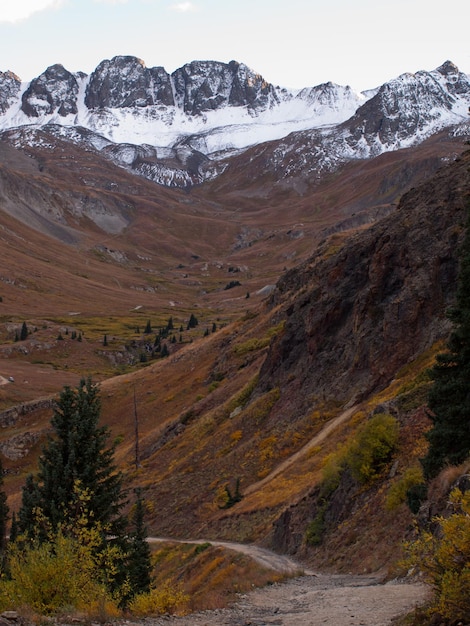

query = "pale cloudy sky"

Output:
[[0, 0, 468, 91]]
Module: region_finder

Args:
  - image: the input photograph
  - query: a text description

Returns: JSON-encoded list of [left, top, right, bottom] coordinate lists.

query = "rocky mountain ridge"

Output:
[[0, 57, 469, 188]]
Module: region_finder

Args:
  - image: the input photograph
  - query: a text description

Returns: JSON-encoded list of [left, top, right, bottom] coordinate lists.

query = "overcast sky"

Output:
[[0, 0, 468, 92]]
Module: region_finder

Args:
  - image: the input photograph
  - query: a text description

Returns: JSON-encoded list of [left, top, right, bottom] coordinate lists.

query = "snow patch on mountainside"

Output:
[[0, 58, 469, 189], [0, 64, 367, 156]]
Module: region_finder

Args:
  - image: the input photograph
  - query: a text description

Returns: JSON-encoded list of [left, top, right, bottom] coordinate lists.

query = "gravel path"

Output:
[[142, 573, 429, 626], [145, 539, 430, 625]]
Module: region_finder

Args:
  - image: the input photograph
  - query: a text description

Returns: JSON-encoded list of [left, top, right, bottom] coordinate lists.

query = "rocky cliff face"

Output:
[[85, 56, 174, 109], [172, 59, 279, 114], [259, 150, 470, 410], [0, 70, 21, 114], [21, 64, 81, 118], [346, 61, 469, 148], [84, 57, 279, 114]]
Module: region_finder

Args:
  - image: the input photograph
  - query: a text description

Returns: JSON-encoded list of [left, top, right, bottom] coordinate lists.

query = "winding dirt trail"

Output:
[[145, 404, 429, 624], [147, 537, 309, 575], [146, 538, 430, 625], [153, 576, 429, 626], [244, 405, 359, 496]]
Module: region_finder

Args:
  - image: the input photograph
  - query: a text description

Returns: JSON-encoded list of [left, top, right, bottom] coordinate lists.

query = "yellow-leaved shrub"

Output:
[[404, 488, 470, 621], [0, 530, 120, 616], [385, 465, 425, 511], [129, 583, 189, 616], [345, 413, 399, 484]]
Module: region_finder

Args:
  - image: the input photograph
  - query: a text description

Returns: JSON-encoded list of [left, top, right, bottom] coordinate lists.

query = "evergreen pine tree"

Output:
[[144, 320, 152, 334], [18, 378, 126, 536], [127, 490, 152, 597], [167, 317, 174, 331], [9, 511, 18, 544], [187, 313, 198, 329], [422, 206, 470, 479], [0, 460, 9, 554], [20, 322, 28, 341], [17, 473, 42, 538]]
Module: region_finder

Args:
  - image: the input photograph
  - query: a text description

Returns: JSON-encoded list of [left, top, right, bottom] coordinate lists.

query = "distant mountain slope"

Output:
[[0, 57, 469, 188]]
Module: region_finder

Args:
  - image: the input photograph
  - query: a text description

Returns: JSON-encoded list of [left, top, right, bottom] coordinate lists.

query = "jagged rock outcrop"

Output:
[[21, 64, 81, 117], [84, 56, 280, 114], [85, 55, 174, 108], [346, 60, 470, 149], [259, 150, 470, 408], [171, 59, 279, 114], [0, 70, 21, 114]]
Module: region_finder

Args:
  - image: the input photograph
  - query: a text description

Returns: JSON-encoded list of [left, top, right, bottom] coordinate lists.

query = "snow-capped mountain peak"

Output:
[[0, 56, 468, 189]]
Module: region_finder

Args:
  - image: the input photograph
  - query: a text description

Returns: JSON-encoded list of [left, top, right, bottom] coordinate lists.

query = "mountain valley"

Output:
[[0, 55, 470, 620]]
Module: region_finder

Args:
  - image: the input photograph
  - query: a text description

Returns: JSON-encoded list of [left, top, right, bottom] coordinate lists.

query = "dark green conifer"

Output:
[[9, 512, 18, 544], [18, 378, 126, 536], [127, 490, 152, 597], [20, 322, 28, 341], [422, 205, 470, 479], [17, 473, 42, 538], [187, 313, 198, 329], [0, 460, 9, 554]]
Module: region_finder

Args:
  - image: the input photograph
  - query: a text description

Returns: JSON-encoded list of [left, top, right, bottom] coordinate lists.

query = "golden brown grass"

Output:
[[150, 541, 286, 613]]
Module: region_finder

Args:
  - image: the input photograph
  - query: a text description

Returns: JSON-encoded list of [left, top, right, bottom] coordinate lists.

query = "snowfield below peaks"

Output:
[[0, 57, 469, 188]]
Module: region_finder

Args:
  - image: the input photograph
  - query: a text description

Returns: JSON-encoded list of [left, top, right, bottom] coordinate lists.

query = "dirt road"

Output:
[[146, 538, 429, 625], [145, 573, 428, 626]]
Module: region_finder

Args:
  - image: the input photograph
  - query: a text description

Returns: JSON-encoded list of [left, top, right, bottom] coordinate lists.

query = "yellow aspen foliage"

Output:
[[404, 488, 470, 621], [0, 531, 119, 616], [129, 583, 189, 616]]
